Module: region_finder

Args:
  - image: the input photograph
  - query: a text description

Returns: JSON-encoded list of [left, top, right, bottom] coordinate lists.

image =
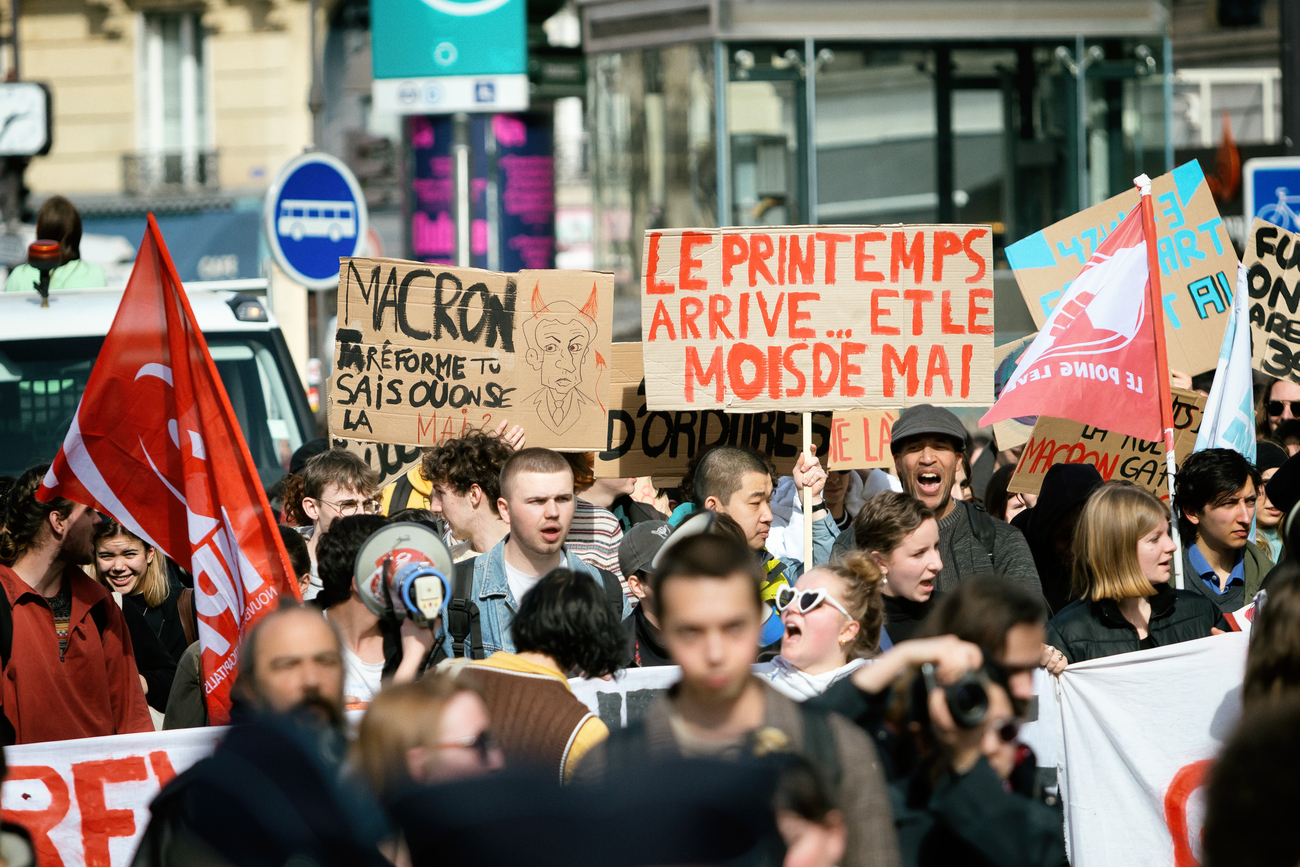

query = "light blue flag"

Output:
[[1194, 263, 1256, 464]]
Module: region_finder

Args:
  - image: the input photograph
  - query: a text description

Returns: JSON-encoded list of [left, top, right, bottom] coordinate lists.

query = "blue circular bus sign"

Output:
[[264, 152, 369, 289]]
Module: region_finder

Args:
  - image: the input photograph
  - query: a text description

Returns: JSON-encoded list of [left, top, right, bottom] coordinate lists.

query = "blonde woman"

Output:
[[93, 518, 191, 662], [755, 552, 885, 700], [1044, 484, 1227, 668]]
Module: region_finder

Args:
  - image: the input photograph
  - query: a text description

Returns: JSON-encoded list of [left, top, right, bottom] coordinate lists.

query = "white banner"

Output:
[[1054, 633, 1248, 867], [570, 666, 682, 728], [1, 726, 223, 867]]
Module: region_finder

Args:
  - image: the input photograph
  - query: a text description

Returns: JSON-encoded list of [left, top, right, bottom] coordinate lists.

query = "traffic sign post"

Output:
[[370, 0, 528, 115], [263, 152, 369, 290], [1244, 157, 1300, 232]]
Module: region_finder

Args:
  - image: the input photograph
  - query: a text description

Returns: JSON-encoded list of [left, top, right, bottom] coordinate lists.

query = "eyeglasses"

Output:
[[1267, 400, 1300, 417], [439, 730, 497, 764], [316, 497, 380, 517], [775, 586, 853, 620], [990, 718, 1020, 743]]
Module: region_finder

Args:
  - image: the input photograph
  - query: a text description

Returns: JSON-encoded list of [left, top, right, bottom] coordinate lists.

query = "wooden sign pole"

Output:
[[803, 411, 814, 575]]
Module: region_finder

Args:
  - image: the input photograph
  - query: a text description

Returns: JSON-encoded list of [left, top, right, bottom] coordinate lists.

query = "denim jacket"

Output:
[[439, 537, 633, 658]]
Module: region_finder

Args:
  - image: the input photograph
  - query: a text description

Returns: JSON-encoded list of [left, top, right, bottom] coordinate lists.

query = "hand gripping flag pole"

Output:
[[1137, 174, 1184, 590]]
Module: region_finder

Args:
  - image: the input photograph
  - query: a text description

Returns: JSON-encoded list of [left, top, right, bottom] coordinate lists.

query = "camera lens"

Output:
[[945, 675, 989, 728]]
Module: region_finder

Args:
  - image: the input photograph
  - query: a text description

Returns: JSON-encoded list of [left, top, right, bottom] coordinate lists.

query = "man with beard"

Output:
[[133, 607, 390, 867], [833, 406, 1039, 598]]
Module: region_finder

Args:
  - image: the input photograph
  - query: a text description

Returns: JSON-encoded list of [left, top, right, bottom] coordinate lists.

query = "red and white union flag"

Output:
[[980, 204, 1163, 442], [37, 215, 299, 725]]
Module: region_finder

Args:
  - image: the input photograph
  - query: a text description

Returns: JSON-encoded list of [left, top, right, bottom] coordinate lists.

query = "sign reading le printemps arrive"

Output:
[[640, 226, 995, 412]]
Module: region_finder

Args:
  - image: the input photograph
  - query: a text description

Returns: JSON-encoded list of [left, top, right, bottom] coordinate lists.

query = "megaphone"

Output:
[[353, 522, 453, 627]]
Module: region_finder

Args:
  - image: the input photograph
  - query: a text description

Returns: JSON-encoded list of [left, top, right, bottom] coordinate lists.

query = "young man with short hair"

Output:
[[419, 429, 515, 560], [439, 448, 631, 659], [1175, 447, 1272, 613], [297, 449, 380, 600], [693, 445, 832, 615], [833, 405, 1040, 598], [583, 534, 899, 867]]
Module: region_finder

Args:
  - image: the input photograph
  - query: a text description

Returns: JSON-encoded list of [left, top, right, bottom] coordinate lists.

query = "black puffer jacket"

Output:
[[1046, 583, 1228, 664]]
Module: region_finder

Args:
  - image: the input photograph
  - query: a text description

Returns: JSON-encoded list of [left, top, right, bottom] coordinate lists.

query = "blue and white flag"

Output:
[[1194, 263, 1256, 463]]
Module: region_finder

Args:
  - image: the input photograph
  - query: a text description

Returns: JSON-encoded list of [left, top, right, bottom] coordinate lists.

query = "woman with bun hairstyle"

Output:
[[854, 492, 943, 645], [755, 551, 885, 700], [1045, 483, 1227, 667]]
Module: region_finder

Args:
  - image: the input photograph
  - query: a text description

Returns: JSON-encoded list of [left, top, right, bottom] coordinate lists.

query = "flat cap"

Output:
[[889, 404, 969, 454]]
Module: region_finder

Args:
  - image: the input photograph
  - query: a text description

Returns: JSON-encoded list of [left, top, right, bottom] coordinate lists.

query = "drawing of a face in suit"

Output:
[[522, 284, 600, 437]]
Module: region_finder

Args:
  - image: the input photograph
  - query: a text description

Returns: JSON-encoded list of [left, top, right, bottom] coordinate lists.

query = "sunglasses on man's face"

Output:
[[775, 586, 852, 619], [1267, 400, 1300, 417]]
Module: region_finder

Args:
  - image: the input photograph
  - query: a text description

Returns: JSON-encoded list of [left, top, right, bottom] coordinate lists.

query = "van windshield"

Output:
[[0, 334, 306, 489]]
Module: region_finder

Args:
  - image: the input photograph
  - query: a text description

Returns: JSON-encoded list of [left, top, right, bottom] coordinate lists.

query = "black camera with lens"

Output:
[[919, 662, 990, 729]]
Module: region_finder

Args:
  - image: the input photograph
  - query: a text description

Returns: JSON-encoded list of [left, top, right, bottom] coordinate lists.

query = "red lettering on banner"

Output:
[[854, 232, 886, 281], [903, 289, 933, 335], [722, 234, 748, 287], [872, 290, 900, 335], [757, 291, 784, 337], [739, 293, 750, 339], [1164, 759, 1213, 867], [932, 231, 964, 281], [941, 291, 965, 334], [783, 344, 808, 397], [830, 418, 852, 463], [789, 235, 816, 284], [685, 346, 724, 403], [679, 232, 711, 291], [767, 346, 783, 399], [968, 288, 994, 334], [680, 297, 703, 339], [873, 414, 893, 459], [925, 345, 953, 397], [728, 344, 766, 400], [841, 343, 866, 397], [6, 765, 71, 867], [777, 236, 788, 286], [961, 344, 973, 398], [883, 345, 919, 397], [750, 235, 776, 286], [648, 299, 676, 341], [963, 228, 989, 283], [813, 343, 838, 397], [816, 232, 850, 284], [709, 295, 734, 339], [73, 756, 149, 867], [149, 750, 179, 787], [789, 293, 818, 339], [645, 233, 674, 294], [892, 231, 925, 282]]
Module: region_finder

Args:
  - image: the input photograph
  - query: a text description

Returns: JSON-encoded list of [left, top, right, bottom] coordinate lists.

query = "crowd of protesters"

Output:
[[4, 374, 1300, 867]]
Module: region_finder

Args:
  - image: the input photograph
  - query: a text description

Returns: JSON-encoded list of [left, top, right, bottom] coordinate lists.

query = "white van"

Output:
[[0, 280, 316, 490]]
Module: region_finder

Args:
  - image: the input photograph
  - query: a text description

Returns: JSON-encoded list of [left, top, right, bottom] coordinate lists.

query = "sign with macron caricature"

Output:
[[329, 259, 613, 451], [640, 226, 995, 411], [1006, 161, 1236, 377]]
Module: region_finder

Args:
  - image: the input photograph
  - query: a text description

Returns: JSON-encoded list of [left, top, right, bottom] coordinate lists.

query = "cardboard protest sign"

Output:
[[990, 333, 1037, 451], [826, 410, 899, 470], [1006, 161, 1236, 377], [2, 727, 223, 867], [331, 437, 427, 490], [639, 225, 995, 411], [1245, 217, 1300, 383], [1008, 388, 1205, 497], [330, 258, 614, 451], [597, 342, 834, 481]]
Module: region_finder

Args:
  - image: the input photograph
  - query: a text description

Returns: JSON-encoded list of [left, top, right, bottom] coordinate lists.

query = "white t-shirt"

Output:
[[504, 558, 544, 607], [339, 643, 384, 704], [753, 656, 867, 701]]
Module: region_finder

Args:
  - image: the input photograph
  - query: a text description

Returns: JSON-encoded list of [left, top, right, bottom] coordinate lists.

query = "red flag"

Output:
[[980, 204, 1164, 442], [37, 215, 299, 725]]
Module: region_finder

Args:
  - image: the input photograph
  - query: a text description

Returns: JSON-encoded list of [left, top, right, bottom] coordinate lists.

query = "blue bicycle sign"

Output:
[[1245, 158, 1300, 232]]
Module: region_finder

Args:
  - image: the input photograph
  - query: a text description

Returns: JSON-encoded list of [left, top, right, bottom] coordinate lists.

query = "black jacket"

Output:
[[1046, 583, 1228, 664], [892, 758, 1068, 867], [622, 605, 673, 667], [883, 593, 939, 645], [122, 580, 190, 664], [121, 602, 178, 713], [1012, 463, 1102, 614]]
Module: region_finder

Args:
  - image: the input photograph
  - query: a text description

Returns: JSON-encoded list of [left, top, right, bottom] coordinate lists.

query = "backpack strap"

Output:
[[177, 587, 198, 647], [965, 501, 998, 579], [446, 558, 484, 660], [596, 568, 624, 619], [799, 705, 843, 793]]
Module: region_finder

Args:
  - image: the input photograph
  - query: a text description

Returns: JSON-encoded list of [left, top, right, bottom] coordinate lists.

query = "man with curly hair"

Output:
[[420, 430, 515, 561]]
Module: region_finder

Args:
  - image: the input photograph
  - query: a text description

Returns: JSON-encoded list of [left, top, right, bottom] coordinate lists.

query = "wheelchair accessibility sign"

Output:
[[1245, 157, 1300, 233], [264, 152, 368, 289]]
